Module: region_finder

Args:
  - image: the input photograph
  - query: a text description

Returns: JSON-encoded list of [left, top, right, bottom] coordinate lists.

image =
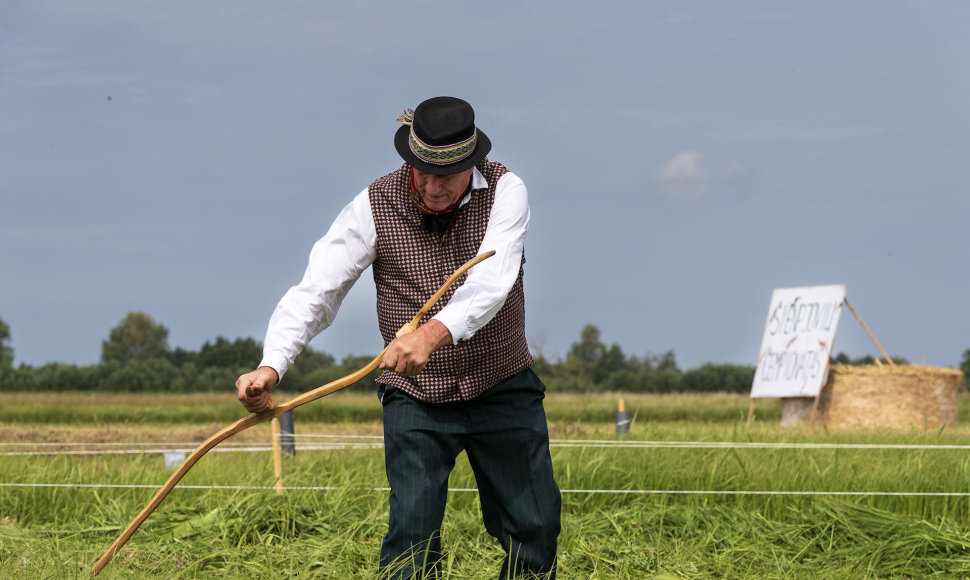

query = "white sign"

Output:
[[751, 285, 846, 398]]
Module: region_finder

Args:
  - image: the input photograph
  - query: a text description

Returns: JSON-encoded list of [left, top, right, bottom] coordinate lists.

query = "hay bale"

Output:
[[780, 365, 964, 430]]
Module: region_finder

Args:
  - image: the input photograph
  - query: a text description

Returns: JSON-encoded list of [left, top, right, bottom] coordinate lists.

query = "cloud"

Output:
[[654, 150, 752, 203], [655, 150, 707, 202]]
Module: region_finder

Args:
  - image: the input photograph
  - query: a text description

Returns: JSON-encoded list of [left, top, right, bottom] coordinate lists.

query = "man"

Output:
[[235, 96, 561, 578]]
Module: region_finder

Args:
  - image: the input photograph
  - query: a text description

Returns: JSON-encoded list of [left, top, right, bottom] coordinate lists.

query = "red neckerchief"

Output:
[[409, 168, 470, 215]]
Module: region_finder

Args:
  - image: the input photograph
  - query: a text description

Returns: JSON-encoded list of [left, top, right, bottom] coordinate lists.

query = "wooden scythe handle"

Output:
[[92, 250, 495, 575]]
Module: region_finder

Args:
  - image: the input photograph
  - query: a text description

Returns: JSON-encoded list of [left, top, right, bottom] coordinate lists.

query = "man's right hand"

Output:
[[380, 319, 453, 377], [235, 366, 279, 413]]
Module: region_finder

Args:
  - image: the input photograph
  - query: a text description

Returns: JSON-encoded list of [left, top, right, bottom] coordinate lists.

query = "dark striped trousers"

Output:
[[378, 368, 561, 579]]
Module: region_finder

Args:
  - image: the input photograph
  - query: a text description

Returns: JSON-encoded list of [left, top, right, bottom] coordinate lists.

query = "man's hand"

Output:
[[380, 320, 453, 377], [235, 366, 279, 413]]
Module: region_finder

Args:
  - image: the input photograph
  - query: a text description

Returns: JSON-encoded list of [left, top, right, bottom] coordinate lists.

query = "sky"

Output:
[[2, 1, 969, 374]]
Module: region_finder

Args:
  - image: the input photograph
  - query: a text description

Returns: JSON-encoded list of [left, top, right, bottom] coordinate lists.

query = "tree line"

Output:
[[0, 313, 965, 394]]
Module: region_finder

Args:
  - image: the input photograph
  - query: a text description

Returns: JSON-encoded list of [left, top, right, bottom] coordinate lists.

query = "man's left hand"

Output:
[[380, 320, 453, 377]]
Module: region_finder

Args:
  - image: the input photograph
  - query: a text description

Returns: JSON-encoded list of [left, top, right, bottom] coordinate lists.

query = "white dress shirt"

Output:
[[259, 167, 530, 379]]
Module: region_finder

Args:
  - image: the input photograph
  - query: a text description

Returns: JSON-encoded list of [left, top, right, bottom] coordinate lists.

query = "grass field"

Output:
[[4, 391, 970, 578]]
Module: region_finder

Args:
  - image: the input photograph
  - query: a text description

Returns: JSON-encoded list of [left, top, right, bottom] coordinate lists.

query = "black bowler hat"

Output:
[[394, 96, 492, 175]]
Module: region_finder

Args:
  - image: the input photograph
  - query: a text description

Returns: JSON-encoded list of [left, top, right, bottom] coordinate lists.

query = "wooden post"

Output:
[[843, 298, 895, 368], [271, 418, 283, 494], [746, 398, 756, 424]]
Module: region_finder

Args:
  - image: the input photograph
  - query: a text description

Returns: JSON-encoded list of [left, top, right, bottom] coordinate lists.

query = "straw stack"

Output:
[[781, 365, 964, 430]]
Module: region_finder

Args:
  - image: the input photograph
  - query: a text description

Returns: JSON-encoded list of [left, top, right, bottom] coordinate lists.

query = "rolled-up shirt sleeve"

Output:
[[259, 189, 377, 379], [432, 171, 530, 343]]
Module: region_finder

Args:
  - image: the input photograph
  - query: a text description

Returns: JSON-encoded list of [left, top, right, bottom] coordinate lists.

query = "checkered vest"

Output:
[[368, 159, 533, 402]]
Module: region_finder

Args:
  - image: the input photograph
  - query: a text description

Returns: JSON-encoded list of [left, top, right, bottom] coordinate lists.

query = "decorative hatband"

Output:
[[397, 108, 477, 166]]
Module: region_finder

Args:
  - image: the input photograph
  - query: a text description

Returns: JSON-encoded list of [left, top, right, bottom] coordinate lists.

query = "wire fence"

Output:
[[6, 434, 970, 497], [8, 436, 970, 456], [4, 481, 970, 497]]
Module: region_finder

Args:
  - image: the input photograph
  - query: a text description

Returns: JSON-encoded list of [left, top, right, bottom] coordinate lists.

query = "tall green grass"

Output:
[[4, 392, 970, 578]]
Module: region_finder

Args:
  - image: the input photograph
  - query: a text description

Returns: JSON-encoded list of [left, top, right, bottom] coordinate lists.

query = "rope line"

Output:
[[9, 439, 970, 457], [549, 440, 970, 450], [2, 482, 969, 497], [0, 441, 260, 447]]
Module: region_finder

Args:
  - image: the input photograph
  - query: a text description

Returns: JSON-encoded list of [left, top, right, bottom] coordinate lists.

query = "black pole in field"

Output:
[[278, 409, 296, 456], [616, 397, 631, 436]]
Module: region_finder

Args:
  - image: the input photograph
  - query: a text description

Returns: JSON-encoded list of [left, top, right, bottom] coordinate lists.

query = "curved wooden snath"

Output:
[[92, 250, 496, 575]]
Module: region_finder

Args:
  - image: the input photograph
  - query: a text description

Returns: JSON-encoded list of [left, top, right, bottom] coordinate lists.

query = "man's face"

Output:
[[412, 167, 473, 212]]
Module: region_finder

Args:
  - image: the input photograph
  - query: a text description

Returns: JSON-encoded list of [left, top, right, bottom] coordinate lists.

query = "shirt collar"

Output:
[[458, 167, 486, 207], [471, 166, 486, 190]]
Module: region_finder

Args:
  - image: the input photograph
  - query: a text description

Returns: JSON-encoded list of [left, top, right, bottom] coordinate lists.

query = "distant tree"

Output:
[[562, 324, 607, 387], [278, 347, 339, 390], [831, 352, 909, 366], [0, 364, 33, 391], [653, 369, 684, 392], [167, 346, 198, 368], [554, 324, 644, 390], [298, 354, 381, 393], [656, 349, 679, 372], [21, 363, 103, 391], [184, 365, 240, 393], [101, 312, 170, 364], [588, 343, 624, 384], [681, 363, 756, 393], [103, 357, 179, 392], [567, 324, 607, 364], [196, 337, 263, 370], [289, 346, 336, 377], [0, 316, 12, 368]]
